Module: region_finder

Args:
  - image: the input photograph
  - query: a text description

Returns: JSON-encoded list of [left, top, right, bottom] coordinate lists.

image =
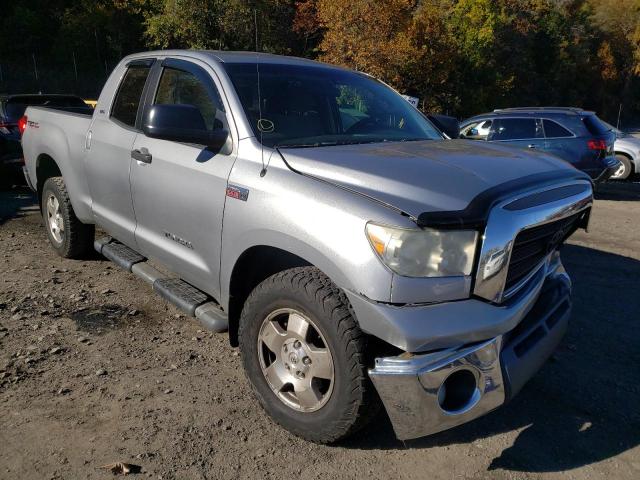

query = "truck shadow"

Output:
[[594, 180, 640, 201], [0, 186, 39, 226], [343, 245, 640, 473]]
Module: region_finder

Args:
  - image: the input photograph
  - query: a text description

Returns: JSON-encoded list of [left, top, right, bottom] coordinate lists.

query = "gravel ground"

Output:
[[0, 182, 639, 480]]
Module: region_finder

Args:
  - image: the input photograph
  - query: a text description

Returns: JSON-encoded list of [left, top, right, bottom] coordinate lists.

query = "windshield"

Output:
[[224, 63, 442, 148]]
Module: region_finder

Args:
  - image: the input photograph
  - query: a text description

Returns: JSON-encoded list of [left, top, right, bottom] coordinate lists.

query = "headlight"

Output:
[[366, 222, 478, 277]]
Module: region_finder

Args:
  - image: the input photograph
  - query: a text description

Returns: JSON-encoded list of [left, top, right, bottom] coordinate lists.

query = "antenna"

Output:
[[254, 9, 267, 177]]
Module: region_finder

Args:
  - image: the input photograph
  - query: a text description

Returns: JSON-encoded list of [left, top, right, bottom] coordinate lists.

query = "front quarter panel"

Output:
[[219, 138, 415, 308]]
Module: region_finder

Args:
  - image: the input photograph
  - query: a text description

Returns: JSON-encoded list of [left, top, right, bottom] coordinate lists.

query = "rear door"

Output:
[[488, 117, 544, 150], [85, 59, 154, 246], [541, 118, 579, 166], [129, 58, 236, 298]]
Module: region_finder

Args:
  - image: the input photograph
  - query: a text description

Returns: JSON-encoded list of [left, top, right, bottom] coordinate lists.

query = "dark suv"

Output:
[[0, 94, 92, 187], [460, 107, 618, 181]]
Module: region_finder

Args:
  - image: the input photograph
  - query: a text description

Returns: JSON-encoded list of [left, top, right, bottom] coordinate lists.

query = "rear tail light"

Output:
[[18, 115, 28, 136], [587, 139, 607, 150]]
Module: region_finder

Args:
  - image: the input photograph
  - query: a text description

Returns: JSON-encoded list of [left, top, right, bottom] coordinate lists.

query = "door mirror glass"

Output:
[[142, 104, 228, 149]]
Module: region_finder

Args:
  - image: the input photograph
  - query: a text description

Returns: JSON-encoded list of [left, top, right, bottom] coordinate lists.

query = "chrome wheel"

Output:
[[46, 194, 64, 244], [257, 308, 334, 412], [611, 161, 627, 179]]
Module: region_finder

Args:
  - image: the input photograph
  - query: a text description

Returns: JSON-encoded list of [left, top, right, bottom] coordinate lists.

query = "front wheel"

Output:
[[41, 177, 94, 258], [238, 267, 379, 443]]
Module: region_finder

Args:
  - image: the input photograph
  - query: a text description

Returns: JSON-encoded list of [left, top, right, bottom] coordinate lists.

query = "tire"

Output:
[[611, 154, 632, 181], [41, 177, 94, 258], [238, 266, 380, 443]]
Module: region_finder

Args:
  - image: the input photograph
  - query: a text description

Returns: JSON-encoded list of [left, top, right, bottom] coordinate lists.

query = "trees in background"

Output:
[[0, 0, 638, 123], [298, 0, 640, 121]]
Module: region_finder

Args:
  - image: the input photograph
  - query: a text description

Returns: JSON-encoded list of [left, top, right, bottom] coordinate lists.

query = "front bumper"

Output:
[[369, 272, 571, 440]]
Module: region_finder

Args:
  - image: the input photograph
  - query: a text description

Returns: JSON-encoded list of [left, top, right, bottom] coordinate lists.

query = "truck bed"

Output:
[[21, 106, 95, 222]]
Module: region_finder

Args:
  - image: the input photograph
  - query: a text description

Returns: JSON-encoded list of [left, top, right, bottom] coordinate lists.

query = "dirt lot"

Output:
[[0, 183, 639, 480]]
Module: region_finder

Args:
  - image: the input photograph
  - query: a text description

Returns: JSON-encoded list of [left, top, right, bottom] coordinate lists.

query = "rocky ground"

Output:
[[0, 182, 639, 480]]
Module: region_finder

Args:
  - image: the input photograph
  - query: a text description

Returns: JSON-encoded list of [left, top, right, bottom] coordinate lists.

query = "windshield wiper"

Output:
[[277, 137, 433, 149]]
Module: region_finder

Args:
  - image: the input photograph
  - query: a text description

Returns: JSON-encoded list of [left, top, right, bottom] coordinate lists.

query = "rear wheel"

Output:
[[238, 267, 379, 443], [611, 154, 632, 180], [41, 177, 94, 258]]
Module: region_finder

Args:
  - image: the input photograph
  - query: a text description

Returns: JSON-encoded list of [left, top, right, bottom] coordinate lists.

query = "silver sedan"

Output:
[[607, 122, 640, 180]]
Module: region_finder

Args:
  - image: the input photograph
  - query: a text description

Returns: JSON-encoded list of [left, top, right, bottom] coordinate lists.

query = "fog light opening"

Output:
[[438, 369, 479, 414]]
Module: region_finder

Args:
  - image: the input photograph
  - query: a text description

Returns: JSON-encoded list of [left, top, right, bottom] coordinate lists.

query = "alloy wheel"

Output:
[[46, 194, 64, 244], [257, 308, 334, 412]]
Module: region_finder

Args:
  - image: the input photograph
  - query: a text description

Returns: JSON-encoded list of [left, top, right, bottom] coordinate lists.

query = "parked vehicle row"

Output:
[[0, 94, 92, 187], [460, 107, 619, 182], [22, 50, 593, 444]]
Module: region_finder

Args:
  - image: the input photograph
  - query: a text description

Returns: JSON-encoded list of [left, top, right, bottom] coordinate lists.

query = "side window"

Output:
[[460, 120, 490, 140], [111, 65, 151, 127], [543, 119, 573, 138], [155, 67, 226, 131], [489, 118, 543, 141]]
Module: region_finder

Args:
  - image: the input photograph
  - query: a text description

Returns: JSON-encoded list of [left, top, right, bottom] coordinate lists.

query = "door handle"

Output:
[[527, 144, 537, 149], [131, 148, 152, 164]]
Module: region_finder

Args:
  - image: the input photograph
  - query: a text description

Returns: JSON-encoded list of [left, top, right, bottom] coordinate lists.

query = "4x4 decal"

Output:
[[226, 184, 249, 201]]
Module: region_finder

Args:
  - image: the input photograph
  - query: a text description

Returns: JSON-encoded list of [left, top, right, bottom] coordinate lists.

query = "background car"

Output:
[[602, 121, 640, 180], [0, 94, 92, 188], [460, 107, 618, 181]]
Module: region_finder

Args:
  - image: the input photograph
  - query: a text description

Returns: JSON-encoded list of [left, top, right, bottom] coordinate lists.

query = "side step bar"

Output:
[[94, 237, 228, 333]]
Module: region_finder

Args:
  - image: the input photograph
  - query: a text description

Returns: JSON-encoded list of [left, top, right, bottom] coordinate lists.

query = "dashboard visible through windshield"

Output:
[[224, 62, 442, 148]]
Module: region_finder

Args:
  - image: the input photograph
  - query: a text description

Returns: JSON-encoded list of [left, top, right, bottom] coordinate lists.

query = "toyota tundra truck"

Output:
[[21, 50, 593, 443]]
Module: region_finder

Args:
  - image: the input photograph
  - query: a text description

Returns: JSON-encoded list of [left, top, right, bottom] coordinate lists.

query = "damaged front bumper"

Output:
[[369, 272, 571, 441]]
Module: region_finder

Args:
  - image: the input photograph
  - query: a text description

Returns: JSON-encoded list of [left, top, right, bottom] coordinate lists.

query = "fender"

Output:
[[26, 109, 94, 223]]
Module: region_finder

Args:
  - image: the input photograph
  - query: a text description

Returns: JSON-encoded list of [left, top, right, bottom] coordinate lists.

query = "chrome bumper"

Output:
[[369, 273, 571, 441], [369, 336, 505, 440]]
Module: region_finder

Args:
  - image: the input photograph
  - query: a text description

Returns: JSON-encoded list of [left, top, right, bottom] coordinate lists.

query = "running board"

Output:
[[94, 237, 228, 332]]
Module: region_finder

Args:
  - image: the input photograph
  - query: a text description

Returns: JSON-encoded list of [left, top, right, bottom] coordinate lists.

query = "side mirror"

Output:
[[143, 104, 228, 150], [427, 114, 460, 140]]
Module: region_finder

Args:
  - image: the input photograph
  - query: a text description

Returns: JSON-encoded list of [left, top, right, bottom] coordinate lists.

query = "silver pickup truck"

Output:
[[21, 50, 593, 444]]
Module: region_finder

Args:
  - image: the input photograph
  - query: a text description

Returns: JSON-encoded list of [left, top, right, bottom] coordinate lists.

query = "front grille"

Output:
[[504, 211, 583, 292]]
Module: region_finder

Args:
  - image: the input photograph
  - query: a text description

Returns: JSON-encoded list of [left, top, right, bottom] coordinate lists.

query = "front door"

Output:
[[488, 117, 545, 151], [130, 58, 236, 299]]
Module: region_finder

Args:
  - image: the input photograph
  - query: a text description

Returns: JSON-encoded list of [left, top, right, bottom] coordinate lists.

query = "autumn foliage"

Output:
[[1, 0, 639, 122]]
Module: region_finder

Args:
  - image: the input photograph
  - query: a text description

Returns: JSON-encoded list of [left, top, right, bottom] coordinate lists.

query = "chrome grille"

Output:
[[504, 211, 584, 292], [473, 180, 593, 303]]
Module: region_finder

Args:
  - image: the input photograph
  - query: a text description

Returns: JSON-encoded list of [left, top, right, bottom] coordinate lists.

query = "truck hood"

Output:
[[279, 139, 581, 221]]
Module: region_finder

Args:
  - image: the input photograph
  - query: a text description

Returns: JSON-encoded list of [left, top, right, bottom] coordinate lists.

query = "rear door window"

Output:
[[543, 119, 573, 138], [489, 118, 543, 141], [111, 65, 151, 128]]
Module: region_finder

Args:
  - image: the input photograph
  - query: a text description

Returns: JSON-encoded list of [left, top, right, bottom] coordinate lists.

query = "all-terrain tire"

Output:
[[238, 266, 380, 444], [41, 176, 94, 258]]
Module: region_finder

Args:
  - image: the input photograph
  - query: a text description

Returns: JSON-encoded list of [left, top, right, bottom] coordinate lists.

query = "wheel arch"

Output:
[[227, 245, 314, 346], [615, 150, 636, 173], [35, 154, 62, 204]]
